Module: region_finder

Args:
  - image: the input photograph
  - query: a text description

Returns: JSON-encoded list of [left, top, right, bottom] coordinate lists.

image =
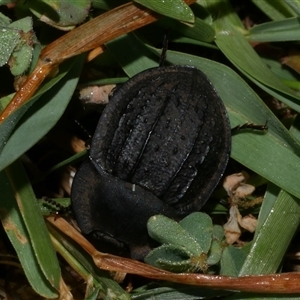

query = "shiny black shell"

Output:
[[71, 66, 231, 259]]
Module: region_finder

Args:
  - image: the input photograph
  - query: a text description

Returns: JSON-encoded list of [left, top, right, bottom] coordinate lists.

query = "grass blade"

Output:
[[0, 55, 85, 172], [0, 160, 60, 297]]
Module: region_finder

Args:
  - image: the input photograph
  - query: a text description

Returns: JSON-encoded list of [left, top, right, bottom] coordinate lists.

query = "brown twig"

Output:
[[47, 216, 300, 294]]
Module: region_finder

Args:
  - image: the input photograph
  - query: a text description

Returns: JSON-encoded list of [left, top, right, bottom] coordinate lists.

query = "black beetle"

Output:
[[71, 65, 231, 259]]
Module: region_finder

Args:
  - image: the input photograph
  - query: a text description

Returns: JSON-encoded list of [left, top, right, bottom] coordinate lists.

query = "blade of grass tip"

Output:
[[4, 160, 61, 293], [0, 168, 59, 298]]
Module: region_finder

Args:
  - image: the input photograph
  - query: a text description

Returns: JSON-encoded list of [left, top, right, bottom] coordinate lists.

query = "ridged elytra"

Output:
[[71, 65, 231, 259]]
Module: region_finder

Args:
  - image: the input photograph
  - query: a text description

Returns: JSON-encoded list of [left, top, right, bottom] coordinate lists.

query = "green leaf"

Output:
[[27, 0, 91, 30], [147, 215, 203, 256], [220, 246, 246, 276], [0, 93, 14, 111], [284, 0, 300, 16], [206, 239, 223, 266], [146, 214, 221, 272], [156, 4, 215, 43], [0, 55, 85, 172], [0, 60, 70, 155], [248, 17, 300, 42], [10, 41, 33, 75], [0, 160, 60, 298], [207, 225, 225, 265], [252, 0, 296, 21], [212, 224, 225, 241], [170, 36, 217, 47], [199, 0, 245, 29], [239, 116, 300, 276], [131, 285, 231, 299], [0, 12, 11, 25], [0, 24, 20, 66], [9, 15, 33, 32], [215, 29, 300, 112], [201, 0, 300, 110], [239, 189, 300, 275], [145, 244, 194, 272], [8, 17, 35, 75], [179, 212, 213, 253], [253, 184, 280, 240], [260, 56, 298, 82], [0, 16, 35, 75], [134, 0, 195, 23], [106, 33, 158, 77]]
